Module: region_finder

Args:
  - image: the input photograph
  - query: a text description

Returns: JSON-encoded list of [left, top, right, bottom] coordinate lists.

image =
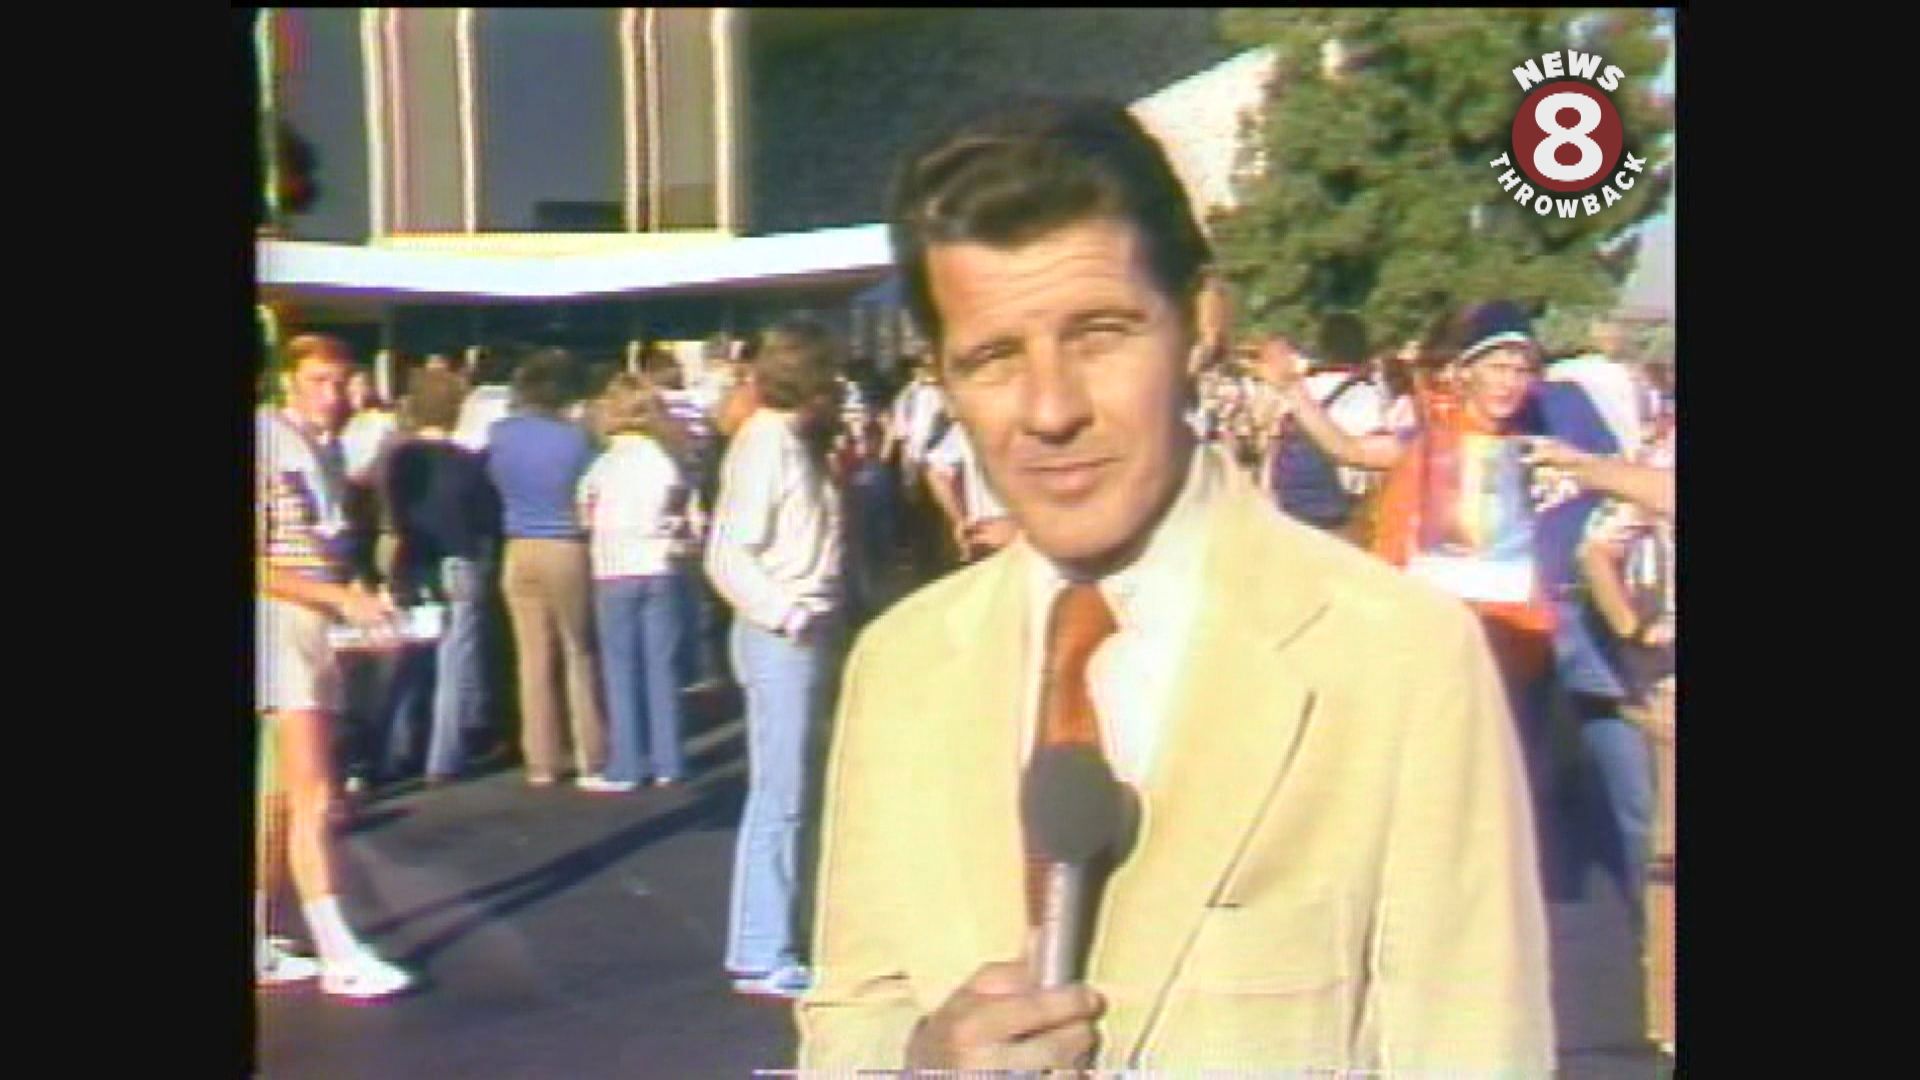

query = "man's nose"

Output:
[[1017, 344, 1092, 441]]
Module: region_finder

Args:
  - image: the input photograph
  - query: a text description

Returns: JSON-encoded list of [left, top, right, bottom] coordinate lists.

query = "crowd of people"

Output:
[[257, 94, 1675, 1072]]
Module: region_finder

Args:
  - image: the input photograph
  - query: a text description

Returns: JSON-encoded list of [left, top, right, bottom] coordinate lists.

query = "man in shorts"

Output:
[[257, 333, 415, 1000]]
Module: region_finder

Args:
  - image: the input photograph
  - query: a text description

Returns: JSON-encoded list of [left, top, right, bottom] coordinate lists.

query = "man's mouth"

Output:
[[1020, 458, 1113, 501]]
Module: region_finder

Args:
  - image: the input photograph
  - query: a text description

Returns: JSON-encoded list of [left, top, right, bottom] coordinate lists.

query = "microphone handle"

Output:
[[1034, 862, 1085, 988]]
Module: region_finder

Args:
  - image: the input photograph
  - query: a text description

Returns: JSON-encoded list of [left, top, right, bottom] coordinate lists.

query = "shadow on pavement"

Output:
[[344, 806, 410, 835], [365, 775, 749, 966]]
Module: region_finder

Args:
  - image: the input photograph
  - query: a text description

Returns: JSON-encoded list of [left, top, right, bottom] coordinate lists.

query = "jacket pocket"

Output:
[[1184, 894, 1350, 994], [1137, 896, 1353, 1071]]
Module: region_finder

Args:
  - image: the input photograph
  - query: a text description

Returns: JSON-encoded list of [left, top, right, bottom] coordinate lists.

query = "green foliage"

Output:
[[1535, 305, 1673, 364], [1211, 8, 1673, 350]]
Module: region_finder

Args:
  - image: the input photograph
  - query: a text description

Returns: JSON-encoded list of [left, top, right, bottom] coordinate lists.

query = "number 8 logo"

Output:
[[1532, 92, 1602, 183], [1511, 80, 1624, 194]]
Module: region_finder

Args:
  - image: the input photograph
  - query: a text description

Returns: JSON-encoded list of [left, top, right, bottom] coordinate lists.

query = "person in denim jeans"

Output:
[[705, 320, 845, 999], [378, 368, 502, 784], [577, 374, 692, 792]]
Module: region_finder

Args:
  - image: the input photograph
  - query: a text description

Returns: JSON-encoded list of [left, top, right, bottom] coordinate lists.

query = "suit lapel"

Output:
[[931, 550, 1033, 969], [1085, 479, 1335, 1061]]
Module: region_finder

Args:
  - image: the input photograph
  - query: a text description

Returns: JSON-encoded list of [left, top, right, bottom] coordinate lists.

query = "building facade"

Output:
[[256, 8, 1259, 380]]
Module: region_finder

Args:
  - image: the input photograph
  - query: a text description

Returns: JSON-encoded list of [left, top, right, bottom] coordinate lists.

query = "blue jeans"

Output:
[[378, 556, 485, 780], [677, 564, 724, 688], [1573, 695, 1655, 933], [593, 574, 687, 784], [724, 616, 837, 974]]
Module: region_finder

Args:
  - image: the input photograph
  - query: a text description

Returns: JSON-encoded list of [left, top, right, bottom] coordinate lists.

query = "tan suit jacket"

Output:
[[798, 459, 1554, 1075]]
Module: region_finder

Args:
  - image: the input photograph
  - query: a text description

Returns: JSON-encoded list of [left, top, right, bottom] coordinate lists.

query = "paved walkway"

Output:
[[258, 700, 1668, 1078]]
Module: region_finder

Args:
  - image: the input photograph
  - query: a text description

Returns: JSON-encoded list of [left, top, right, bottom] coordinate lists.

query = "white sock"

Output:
[[302, 895, 368, 965]]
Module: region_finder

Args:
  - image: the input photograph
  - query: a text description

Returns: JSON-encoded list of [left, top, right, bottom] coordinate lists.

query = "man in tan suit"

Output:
[[798, 97, 1553, 1075]]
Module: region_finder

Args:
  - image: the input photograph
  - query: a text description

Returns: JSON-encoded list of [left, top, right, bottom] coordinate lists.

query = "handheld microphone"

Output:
[[1021, 743, 1138, 987]]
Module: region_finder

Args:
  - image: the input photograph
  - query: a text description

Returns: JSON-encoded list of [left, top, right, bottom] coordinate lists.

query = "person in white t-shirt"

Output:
[[885, 355, 953, 580], [925, 421, 1017, 564], [887, 355, 947, 476], [577, 374, 693, 792], [454, 349, 516, 453]]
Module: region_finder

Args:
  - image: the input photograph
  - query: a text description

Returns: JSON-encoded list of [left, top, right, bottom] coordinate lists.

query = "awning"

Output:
[[257, 223, 895, 305]]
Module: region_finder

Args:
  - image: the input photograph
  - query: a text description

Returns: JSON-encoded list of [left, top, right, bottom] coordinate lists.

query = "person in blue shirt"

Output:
[[487, 349, 607, 787]]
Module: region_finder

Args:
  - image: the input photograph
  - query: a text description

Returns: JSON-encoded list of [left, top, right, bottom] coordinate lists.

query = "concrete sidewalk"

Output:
[[256, 712, 1666, 1078]]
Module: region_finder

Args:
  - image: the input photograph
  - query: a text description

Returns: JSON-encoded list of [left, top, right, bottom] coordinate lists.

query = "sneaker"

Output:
[[576, 775, 638, 794], [320, 950, 414, 1001], [731, 963, 811, 1000], [257, 936, 321, 986]]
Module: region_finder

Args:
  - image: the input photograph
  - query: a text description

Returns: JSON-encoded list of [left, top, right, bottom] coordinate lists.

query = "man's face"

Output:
[[929, 217, 1197, 573], [286, 353, 353, 434], [1460, 345, 1537, 426]]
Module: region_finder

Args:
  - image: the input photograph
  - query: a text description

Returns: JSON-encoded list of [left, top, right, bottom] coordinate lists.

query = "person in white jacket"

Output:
[[704, 318, 845, 1000]]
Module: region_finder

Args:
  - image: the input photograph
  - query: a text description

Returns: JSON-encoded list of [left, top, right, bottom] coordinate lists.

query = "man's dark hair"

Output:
[[1314, 313, 1370, 369], [753, 316, 844, 412], [887, 96, 1212, 347], [512, 347, 575, 412]]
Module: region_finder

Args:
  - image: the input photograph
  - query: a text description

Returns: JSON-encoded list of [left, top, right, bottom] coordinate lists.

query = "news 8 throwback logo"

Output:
[[1487, 48, 1648, 219]]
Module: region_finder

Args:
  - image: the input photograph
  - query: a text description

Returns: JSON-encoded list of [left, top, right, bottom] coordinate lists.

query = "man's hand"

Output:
[[904, 960, 1104, 1072], [337, 583, 398, 631], [1519, 436, 1592, 473]]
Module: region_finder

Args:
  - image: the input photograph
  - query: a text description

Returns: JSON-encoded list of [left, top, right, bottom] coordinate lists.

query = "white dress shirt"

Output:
[[1019, 447, 1222, 787], [705, 408, 844, 634]]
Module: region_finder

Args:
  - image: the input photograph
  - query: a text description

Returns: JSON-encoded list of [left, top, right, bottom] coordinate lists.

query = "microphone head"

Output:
[[1022, 743, 1130, 864]]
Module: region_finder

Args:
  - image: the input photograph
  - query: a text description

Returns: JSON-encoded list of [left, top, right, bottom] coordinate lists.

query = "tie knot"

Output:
[[1045, 583, 1116, 683]]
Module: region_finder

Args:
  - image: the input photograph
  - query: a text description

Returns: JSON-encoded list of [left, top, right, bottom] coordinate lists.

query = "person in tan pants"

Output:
[[485, 349, 607, 785], [502, 538, 606, 782]]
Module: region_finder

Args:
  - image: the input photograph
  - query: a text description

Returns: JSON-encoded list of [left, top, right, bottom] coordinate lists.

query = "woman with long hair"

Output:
[[704, 318, 846, 999]]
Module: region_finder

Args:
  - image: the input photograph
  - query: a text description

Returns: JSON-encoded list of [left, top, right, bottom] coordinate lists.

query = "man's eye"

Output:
[[1073, 322, 1133, 349], [954, 343, 1019, 379]]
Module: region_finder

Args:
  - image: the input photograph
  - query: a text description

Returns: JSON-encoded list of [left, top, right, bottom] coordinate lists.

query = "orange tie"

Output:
[[1025, 582, 1119, 925]]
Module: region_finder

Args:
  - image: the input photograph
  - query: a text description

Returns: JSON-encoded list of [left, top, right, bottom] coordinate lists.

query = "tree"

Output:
[[1210, 8, 1673, 349]]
